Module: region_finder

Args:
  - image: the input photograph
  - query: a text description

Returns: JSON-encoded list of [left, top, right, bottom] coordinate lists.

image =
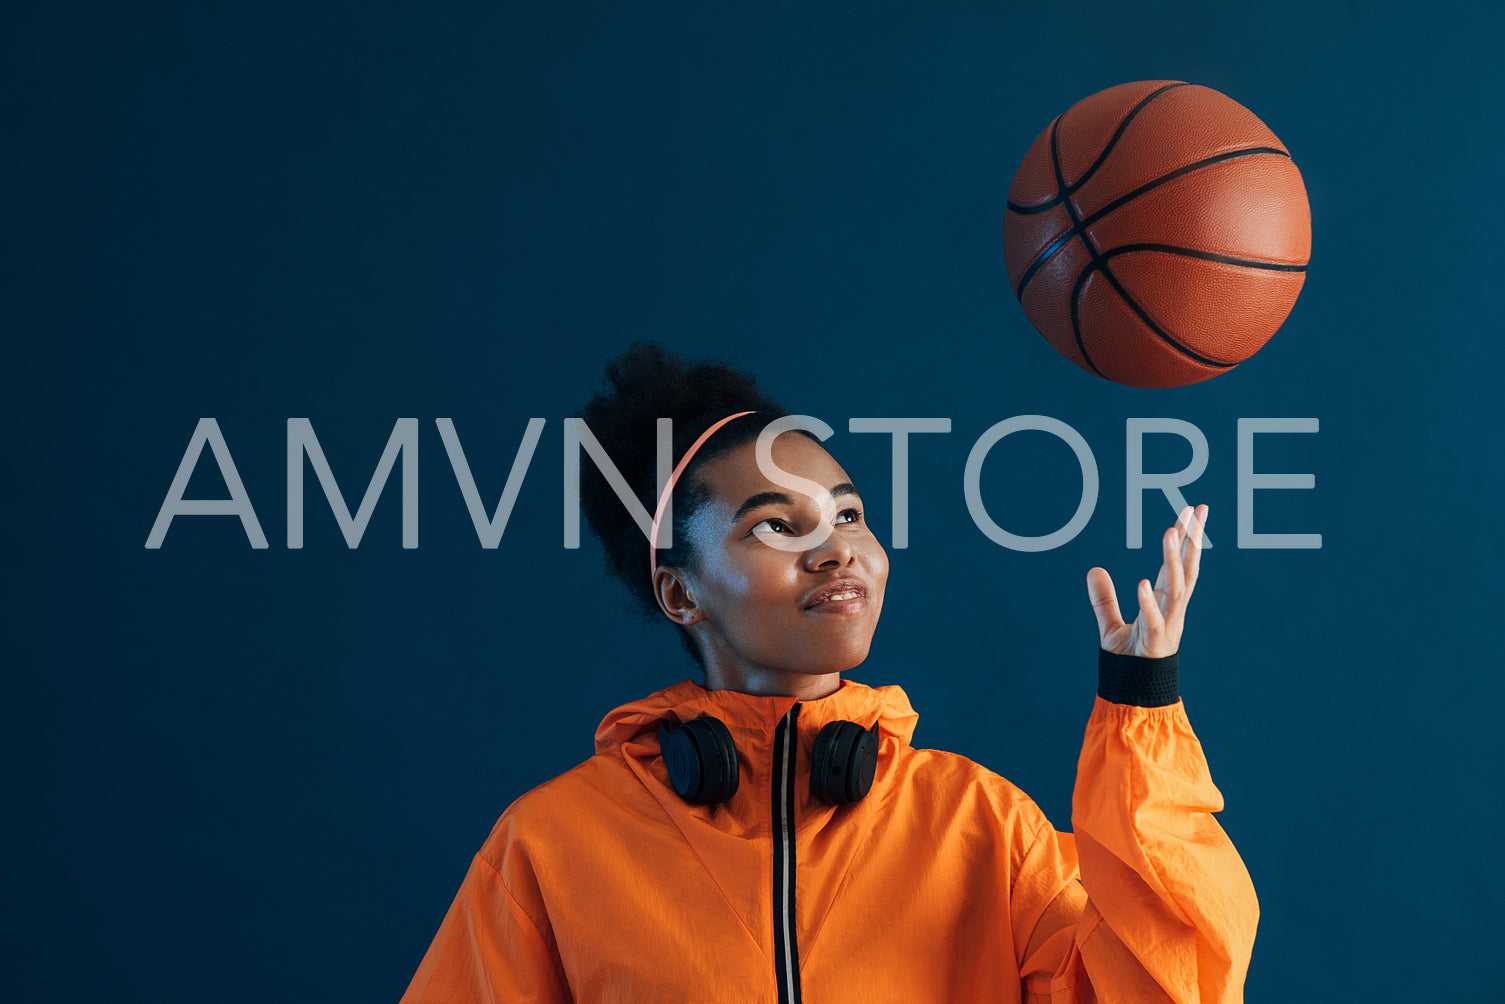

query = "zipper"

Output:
[[772, 704, 802, 1003]]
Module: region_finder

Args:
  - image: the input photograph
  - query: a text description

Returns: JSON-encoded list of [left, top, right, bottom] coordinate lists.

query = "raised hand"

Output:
[[1086, 504, 1207, 659]]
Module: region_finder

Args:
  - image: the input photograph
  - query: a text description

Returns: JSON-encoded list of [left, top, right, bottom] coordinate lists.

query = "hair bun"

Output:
[[575, 341, 797, 666]]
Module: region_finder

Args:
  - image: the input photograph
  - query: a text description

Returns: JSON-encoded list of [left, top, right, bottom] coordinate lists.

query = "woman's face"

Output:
[[661, 431, 889, 697]]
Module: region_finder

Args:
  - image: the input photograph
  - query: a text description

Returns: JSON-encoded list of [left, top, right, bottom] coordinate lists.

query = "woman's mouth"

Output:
[[803, 581, 869, 614]]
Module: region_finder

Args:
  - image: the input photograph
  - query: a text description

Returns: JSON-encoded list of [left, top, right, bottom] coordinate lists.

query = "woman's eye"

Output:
[[755, 509, 861, 535]]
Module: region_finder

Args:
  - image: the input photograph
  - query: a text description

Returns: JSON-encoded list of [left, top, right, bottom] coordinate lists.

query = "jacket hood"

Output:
[[594, 677, 921, 756]]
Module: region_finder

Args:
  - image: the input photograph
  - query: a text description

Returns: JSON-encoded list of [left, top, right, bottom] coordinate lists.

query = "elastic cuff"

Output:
[[1097, 649, 1179, 707]]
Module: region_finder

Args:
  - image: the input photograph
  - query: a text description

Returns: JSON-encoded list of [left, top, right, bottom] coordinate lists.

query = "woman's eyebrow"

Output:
[[731, 482, 861, 523]]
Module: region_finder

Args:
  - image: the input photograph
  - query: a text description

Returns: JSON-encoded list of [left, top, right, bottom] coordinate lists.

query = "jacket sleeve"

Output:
[[1013, 650, 1259, 1003], [399, 851, 571, 1004]]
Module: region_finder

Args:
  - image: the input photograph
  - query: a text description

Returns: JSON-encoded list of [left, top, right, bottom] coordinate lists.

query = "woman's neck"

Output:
[[702, 664, 843, 700]]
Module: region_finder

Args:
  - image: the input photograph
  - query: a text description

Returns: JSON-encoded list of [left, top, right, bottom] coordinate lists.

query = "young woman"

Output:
[[401, 342, 1256, 1003]]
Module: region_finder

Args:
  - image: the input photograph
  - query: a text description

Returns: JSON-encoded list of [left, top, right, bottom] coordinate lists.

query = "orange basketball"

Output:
[[1002, 80, 1311, 387]]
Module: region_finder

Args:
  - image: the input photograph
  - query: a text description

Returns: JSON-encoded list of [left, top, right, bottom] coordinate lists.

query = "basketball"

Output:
[[1002, 80, 1311, 388]]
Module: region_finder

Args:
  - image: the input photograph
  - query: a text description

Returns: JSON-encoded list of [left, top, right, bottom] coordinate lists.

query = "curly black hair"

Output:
[[575, 341, 819, 667]]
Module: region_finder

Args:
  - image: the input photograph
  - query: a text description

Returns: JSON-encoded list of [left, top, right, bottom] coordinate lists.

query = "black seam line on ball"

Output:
[[1052, 118, 1111, 378], [1093, 259, 1237, 369], [1005, 113, 1063, 215], [1069, 241, 1304, 375], [1006, 81, 1190, 215], [1085, 240, 1306, 368], [1069, 264, 1109, 379], [1013, 146, 1292, 301], [1099, 242, 1309, 272]]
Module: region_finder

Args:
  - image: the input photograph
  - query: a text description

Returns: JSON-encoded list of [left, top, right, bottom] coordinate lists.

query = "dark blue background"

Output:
[[8, 1, 1498, 1000]]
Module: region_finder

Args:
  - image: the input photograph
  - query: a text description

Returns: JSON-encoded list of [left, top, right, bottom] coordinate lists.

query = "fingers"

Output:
[[1085, 566, 1124, 641], [1162, 504, 1207, 630], [1179, 503, 1207, 587], [1138, 577, 1166, 634], [1163, 510, 1185, 606], [1184, 503, 1207, 590], [1095, 505, 1208, 656]]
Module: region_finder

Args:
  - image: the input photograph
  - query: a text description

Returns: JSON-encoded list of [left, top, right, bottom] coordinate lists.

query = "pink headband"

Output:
[[649, 410, 756, 579]]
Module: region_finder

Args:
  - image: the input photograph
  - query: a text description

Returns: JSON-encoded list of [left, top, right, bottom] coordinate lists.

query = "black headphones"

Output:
[[658, 714, 880, 806]]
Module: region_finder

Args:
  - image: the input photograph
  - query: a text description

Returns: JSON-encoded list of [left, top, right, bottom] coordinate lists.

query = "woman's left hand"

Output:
[[1086, 503, 1207, 659]]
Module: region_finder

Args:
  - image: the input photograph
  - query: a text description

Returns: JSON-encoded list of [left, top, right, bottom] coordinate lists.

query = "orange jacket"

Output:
[[402, 661, 1257, 1002]]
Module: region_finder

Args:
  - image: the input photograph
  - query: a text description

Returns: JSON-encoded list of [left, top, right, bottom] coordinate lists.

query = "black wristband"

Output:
[[1097, 649, 1179, 707]]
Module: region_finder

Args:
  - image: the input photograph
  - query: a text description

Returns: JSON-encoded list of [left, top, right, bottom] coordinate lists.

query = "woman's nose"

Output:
[[802, 527, 855, 570]]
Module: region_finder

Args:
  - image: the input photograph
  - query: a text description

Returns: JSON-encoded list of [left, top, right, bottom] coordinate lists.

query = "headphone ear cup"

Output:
[[659, 715, 740, 804], [811, 721, 881, 805], [698, 715, 739, 802]]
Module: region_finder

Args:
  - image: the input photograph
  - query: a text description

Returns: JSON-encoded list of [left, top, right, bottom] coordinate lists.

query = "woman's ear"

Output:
[[653, 567, 703, 626]]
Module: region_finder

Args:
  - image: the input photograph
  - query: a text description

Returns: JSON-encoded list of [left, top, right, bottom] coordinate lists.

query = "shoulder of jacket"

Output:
[[475, 751, 637, 863], [895, 745, 1052, 832]]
